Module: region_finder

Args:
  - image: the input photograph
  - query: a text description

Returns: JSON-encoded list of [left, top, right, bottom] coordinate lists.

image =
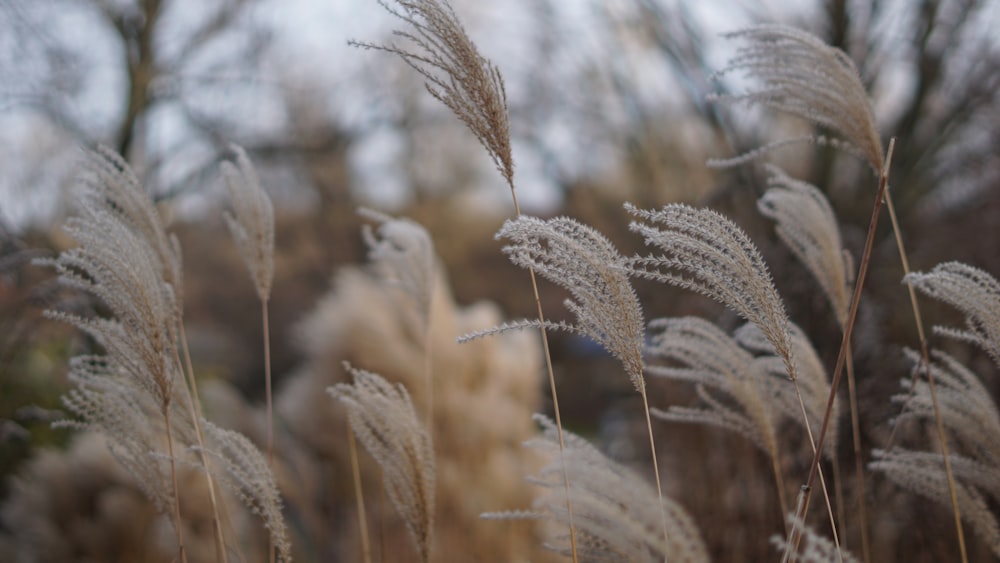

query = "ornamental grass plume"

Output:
[[38, 149, 193, 560], [330, 365, 436, 563], [708, 24, 883, 172], [872, 348, 1000, 558], [350, 0, 513, 188], [905, 262, 1000, 367], [758, 165, 851, 327], [626, 203, 795, 380], [483, 414, 709, 563]]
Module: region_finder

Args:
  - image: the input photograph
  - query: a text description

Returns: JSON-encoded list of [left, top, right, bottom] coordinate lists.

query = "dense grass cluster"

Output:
[[1, 1, 999, 562]]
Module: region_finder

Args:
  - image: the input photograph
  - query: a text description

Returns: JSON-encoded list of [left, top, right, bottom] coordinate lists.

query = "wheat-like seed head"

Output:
[[708, 24, 883, 171], [460, 215, 645, 389], [905, 262, 1000, 368], [626, 202, 796, 381], [221, 145, 275, 302], [329, 364, 435, 562], [482, 414, 709, 563], [759, 164, 851, 327], [354, 0, 513, 187]]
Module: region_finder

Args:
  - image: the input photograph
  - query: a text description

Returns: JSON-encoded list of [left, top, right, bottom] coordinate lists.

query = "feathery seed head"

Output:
[[40, 149, 193, 521], [905, 262, 1000, 368], [222, 145, 275, 302], [709, 24, 884, 171], [200, 422, 292, 563], [496, 215, 645, 388], [359, 207, 437, 330], [759, 165, 851, 327], [626, 202, 796, 381], [353, 0, 514, 188], [645, 317, 779, 458], [482, 414, 710, 562], [330, 364, 436, 562]]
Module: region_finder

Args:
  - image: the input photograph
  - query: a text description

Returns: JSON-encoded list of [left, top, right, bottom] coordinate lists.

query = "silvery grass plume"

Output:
[[80, 146, 185, 307], [707, 24, 883, 171], [871, 348, 1000, 557], [645, 317, 777, 456], [460, 215, 645, 389], [329, 364, 435, 563], [37, 150, 193, 544], [359, 207, 436, 336], [482, 414, 710, 563], [222, 145, 275, 302], [758, 165, 851, 327], [771, 515, 859, 563], [872, 448, 1000, 557], [353, 0, 513, 189], [198, 422, 292, 563], [626, 203, 796, 381], [734, 322, 837, 460], [905, 262, 1000, 367], [645, 316, 789, 518], [892, 349, 1000, 471]]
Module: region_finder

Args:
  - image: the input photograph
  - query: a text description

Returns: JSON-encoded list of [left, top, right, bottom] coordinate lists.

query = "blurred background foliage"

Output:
[[1, 0, 999, 560]]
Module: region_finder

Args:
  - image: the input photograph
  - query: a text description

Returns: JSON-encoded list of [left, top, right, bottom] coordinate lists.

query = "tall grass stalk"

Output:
[[350, 1, 583, 557], [794, 138, 895, 553], [884, 190, 968, 561], [348, 426, 373, 563], [844, 346, 870, 562], [176, 324, 230, 562], [164, 407, 188, 563]]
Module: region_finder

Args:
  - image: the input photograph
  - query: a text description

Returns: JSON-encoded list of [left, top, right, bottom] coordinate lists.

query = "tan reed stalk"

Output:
[[883, 191, 968, 562], [844, 345, 871, 562], [164, 406, 188, 563], [175, 326, 230, 563], [795, 138, 896, 554], [348, 426, 373, 563], [350, 2, 579, 557]]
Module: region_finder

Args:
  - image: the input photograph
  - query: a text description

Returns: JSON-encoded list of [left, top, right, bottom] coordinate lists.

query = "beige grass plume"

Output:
[[359, 207, 437, 337], [461, 216, 645, 389], [483, 414, 709, 563], [39, 149, 193, 559], [906, 262, 1000, 367], [708, 24, 883, 171], [871, 348, 1000, 557], [772, 515, 860, 563], [758, 165, 851, 327], [221, 145, 275, 303], [352, 0, 513, 188], [198, 422, 292, 563], [329, 363, 436, 562], [626, 203, 796, 380]]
